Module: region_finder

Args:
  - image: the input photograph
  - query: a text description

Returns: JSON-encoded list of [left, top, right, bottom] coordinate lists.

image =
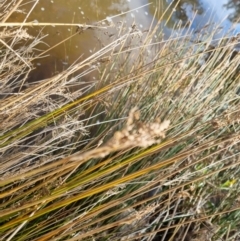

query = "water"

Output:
[[9, 0, 240, 81]]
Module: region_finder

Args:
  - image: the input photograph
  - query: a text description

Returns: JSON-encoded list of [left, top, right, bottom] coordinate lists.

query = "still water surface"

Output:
[[10, 0, 240, 80]]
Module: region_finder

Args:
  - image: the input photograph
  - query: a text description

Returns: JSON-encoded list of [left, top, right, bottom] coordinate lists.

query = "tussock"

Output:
[[0, 1, 240, 241]]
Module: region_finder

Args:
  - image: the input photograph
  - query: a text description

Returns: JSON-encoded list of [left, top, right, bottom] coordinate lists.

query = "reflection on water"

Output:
[[9, 0, 240, 81], [150, 0, 240, 34], [149, 0, 204, 29], [225, 0, 240, 23]]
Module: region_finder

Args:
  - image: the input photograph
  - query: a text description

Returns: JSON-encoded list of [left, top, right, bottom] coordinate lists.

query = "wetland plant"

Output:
[[0, 1, 239, 241]]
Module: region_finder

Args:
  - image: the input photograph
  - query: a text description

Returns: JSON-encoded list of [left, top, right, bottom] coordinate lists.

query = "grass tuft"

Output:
[[0, 1, 239, 241]]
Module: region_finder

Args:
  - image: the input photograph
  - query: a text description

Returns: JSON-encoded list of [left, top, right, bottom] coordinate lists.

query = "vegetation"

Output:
[[0, 1, 239, 241]]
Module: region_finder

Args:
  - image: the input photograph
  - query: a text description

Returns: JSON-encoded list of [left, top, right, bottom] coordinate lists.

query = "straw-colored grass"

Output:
[[0, 1, 240, 241]]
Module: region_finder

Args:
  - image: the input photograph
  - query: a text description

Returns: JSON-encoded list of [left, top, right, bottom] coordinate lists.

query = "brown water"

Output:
[[10, 0, 240, 81]]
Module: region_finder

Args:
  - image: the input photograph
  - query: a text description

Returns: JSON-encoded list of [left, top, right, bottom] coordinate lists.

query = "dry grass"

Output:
[[0, 1, 240, 241]]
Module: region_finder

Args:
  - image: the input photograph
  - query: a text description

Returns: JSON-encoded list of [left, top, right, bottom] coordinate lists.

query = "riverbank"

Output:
[[0, 2, 240, 241]]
